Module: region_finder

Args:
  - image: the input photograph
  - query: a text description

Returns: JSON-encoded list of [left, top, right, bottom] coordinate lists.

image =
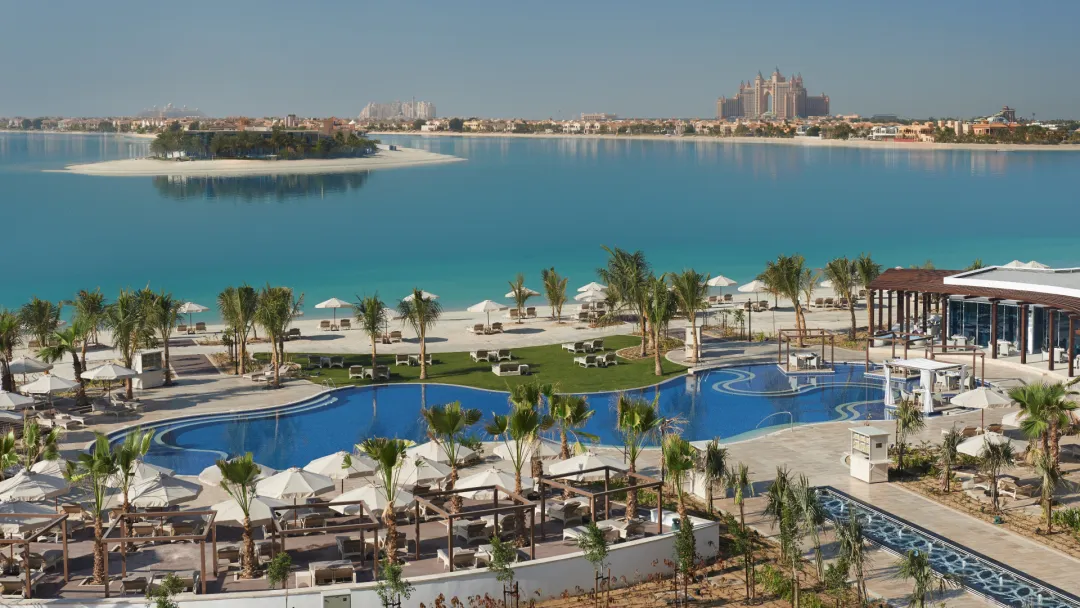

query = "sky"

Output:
[[3, 0, 1079, 120]]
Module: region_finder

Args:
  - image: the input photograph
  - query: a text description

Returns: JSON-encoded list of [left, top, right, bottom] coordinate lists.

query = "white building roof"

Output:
[[851, 426, 891, 436], [944, 266, 1080, 300], [889, 358, 963, 371]]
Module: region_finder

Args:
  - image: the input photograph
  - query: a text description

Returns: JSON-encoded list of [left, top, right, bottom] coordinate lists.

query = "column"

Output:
[[938, 295, 947, 347], [887, 291, 893, 330], [1069, 316, 1075, 377], [921, 293, 929, 333], [1020, 305, 1028, 365], [877, 289, 884, 328], [868, 289, 876, 334], [990, 301, 999, 359], [1048, 309, 1056, 371]]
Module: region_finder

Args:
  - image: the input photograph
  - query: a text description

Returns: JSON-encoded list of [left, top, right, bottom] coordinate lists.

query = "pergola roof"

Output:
[[889, 357, 963, 371], [869, 268, 1080, 315]]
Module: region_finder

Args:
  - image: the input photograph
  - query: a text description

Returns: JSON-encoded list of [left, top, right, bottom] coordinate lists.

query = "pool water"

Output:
[[125, 363, 885, 474]]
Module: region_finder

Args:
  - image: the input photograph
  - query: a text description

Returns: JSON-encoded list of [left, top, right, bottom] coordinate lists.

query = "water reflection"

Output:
[[151, 171, 371, 201]]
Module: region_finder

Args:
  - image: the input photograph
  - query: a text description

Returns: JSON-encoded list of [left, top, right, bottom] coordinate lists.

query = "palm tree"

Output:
[[64, 434, 119, 585], [216, 453, 262, 577], [855, 254, 882, 334], [824, 257, 859, 338], [357, 438, 409, 563], [0, 432, 17, 479], [541, 267, 569, 322], [115, 429, 153, 548], [37, 317, 91, 406], [486, 401, 553, 495], [895, 549, 960, 608], [1033, 451, 1067, 532], [670, 270, 709, 363], [939, 428, 962, 492], [73, 288, 108, 346], [701, 439, 727, 515], [104, 289, 148, 400], [1011, 382, 1077, 466], [0, 309, 21, 392], [18, 297, 61, 348], [759, 255, 807, 342], [147, 291, 181, 385], [421, 401, 481, 513], [398, 289, 441, 380], [355, 295, 389, 367], [836, 511, 869, 605], [793, 474, 825, 581], [549, 394, 596, 459], [764, 467, 801, 605], [507, 273, 535, 323], [642, 274, 676, 375], [725, 462, 754, 600], [979, 440, 1017, 512], [615, 395, 663, 521], [20, 419, 60, 469], [662, 434, 696, 525], [255, 285, 303, 387], [218, 285, 258, 375], [894, 399, 925, 474], [597, 247, 650, 356]]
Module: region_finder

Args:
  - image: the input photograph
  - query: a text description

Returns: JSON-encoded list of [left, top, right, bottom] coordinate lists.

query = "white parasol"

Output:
[[330, 484, 414, 515], [0, 502, 57, 536], [0, 390, 36, 411], [577, 282, 607, 292], [952, 387, 1012, 428], [177, 302, 209, 329], [0, 470, 69, 502], [314, 298, 352, 328], [19, 374, 77, 394], [398, 456, 452, 488], [406, 440, 475, 465], [467, 300, 508, 329], [255, 466, 334, 501], [304, 451, 376, 491], [128, 476, 202, 508], [546, 452, 628, 481], [8, 357, 52, 375], [957, 432, 1025, 457], [504, 288, 541, 298], [81, 363, 138, 382], [574, 289, 606, 303], [212, 495, 293, 527], [706, 275, 737, 288], [107, 460, 175, 488], [198, 460, 277, 487], [493, 438, 561, 462], [455, 468, 530, 499], [402, 291, 439, 302]]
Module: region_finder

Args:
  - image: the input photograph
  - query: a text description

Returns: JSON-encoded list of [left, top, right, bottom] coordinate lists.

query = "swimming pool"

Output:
[[122, 363, 886, 475]]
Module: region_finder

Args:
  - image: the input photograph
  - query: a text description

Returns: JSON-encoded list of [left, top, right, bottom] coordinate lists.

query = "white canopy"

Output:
[[330, 484, 414, 515], [889, 358, 962, 372], [212, 495, 293, 527], [128, 476, 202, 508], [1003, 260, 1049, 269], [706, 275, 737, 287], [29, 459, 69, 477], [0, 390, 36, 411], [198, 460, 278, 487], [0, 502, 57, 535], [819, 279, 834, 288], [467, 300, 507, 313], [256, 467, 334, 500], [737, 280, 768, 294], [19, 374, 78, 395], [546, 452, 628, 481], [8, 357, 52, 375], [951, 387, 1012, 409], [304, 451, 376, 480], [398, 456, 452, 487], [957, 432, 1025, 457], [1001, 410, 1027, 428], [178, 302, 209, 314], [574, 289, 606, 303], [505, 288, 541, 299], [402, 291, 439, 302], [107, 460, 175, 488], [0, 470, 69, 502], [315, 298, 352, 309], [492, 438, 560, 462], [577, 282, 607, 292], [455, 468, 530, 500], [82, 363, 138, 381], [406, 440, 475, 465]]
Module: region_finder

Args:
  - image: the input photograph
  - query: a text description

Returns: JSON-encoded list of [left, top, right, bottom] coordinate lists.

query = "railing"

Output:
[[754, 411, 794, 434], [323, 378, 337, 389]]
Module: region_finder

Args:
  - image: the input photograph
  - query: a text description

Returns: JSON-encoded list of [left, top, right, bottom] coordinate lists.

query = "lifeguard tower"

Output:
[[849, 426, 890, 484]]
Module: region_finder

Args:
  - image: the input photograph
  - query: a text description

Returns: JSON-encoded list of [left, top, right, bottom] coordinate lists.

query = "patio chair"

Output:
[[176, 324, 188, 334], [27, 550, 62, 572], [838, 298, 850, 309], [562, 524, 591, 541], [622, 518, 646, 541], [320, 320, 332, 331], [437, 548, 476, 570], [490, 322, 504, 333], [811, 298, 824, 309], [468, 323, 485, 334], [286, 328, 301, 340], [824, 297, 835, 309], [575, 355, 598, 368], [389, 330, 403, 343], [525, 307, 537, 318], [491, 362, 529, 376], [395, 354, 411, 366], [708, 295, 720, 306], [589, 339, 605, 351], [195, 322, 207, 333], [724, 294, 733, 302], [999, 479, 1038, 499], [548, 502, 583, 527], [562, 341, 586, 353], [122, 572, 151, 596], [600, 352, 619, 367], [336, 536, 364, 560], [348, 366, 365, 379], [496, 349, 512, 361], [339, 319, 351, 330], [577, 312, 590, 322], [456, 520, 491, 545], [509, 309, 520, 321], [329, 356, 345, 369], [367, 365, 390, 381], [470, 349, 491, 362], [217, 545, 241, 570]]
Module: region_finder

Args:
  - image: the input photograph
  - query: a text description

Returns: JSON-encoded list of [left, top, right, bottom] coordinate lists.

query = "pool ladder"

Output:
[[323, 378, 337, 389], [754, 411, 794, 433]]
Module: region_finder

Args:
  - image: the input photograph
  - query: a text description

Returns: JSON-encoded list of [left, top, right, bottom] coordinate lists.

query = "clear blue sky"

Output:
[[4, 0, 1078, 119]]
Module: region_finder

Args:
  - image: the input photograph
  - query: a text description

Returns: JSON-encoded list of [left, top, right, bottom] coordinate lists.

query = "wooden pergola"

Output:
[[777, 328, 835, 371], [0, 512, 70, 599], [269, 499, 382, 577], [537, 466, 663, 538], [102, 510, 217, 597], [414, 484, 536, 572]]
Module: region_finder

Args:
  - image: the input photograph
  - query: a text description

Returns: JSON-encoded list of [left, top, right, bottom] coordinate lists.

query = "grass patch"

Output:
[[259, 335, 685, 393]]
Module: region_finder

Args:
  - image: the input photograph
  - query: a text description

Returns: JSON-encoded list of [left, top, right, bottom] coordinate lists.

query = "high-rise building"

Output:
[[358, 100, 437, 120], [716, 69, 829, 120]]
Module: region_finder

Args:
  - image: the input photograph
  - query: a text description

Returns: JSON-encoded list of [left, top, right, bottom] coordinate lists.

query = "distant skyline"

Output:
[[3, 0, 1079, 120]]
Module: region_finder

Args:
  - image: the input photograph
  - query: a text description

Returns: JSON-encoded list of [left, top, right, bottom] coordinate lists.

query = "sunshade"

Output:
[[546, 452, 628, 481], [467, 300, 508, 328], [304, 451, 376, 480], [492, 438, 561, 462], [178, 301, 209, 328], [504, 288, 541, 298], [0, 502, 58, 536], [107, 460, 175, 488], [212, 495, 293, 527], [738, 280, 768, 294], [706, 276, 737, 287], [81, 363, 138, 381], [315, 298, 352, 327], [398, 456, 452, 487], [1003, 260, 1049, 269], [198, 460, 278, 487], [330, 484, 414, 515], [455, 468, 530, 499], [402, 291, 439, 302], [255, 467, 334, 501], [957, 432, 1025, 457], [30, 459, 69, 477], [19, 374, 78, 394], [819, 279, 834, 288], [0, 470, 69, 502], [406, 440, 475, 465], [128, 476, 202, 508], [0, 390, 36, 411], [577, 282, 608, 292], [952, 387, 1012, 428], [1001, 410, 1026, 428], [574, 289, 606, 303], [8, 357, 52, 375]]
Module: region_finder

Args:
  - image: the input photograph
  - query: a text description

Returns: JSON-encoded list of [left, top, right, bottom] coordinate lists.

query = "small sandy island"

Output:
[[51, 146, 464, 177]]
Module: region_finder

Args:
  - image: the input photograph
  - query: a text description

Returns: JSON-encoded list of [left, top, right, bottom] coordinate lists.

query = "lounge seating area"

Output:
[[492, 362, 529, 376]]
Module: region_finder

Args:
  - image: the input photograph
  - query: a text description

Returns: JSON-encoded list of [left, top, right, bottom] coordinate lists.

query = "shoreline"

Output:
[[373, 130, 1080, 152], [48, 146, 465, 177]]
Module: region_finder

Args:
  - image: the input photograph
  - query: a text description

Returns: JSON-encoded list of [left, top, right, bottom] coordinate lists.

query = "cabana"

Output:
[[537, 465, 663, 538], [101, 510, 217, 597], [413, 485, 536, 572], [269, 499, 382, 582], [883, 358, 967, 413], [777, 328, 835, 372], [0, 511, 70, 599]]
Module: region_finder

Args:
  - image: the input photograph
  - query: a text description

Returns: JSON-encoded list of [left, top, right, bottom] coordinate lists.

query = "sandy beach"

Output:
[[51, 146, 465, 177], [373, 130, 1080, 152]]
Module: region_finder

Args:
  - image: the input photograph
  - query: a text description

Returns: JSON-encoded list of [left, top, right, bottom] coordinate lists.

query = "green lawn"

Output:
[[262, 335, 685, 393]]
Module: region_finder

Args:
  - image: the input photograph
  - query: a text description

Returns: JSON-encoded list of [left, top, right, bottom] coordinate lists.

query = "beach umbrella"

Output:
[[406, 440, 475, 465], [81, 363, 138, 382], [0, 390, 35, 411], [212, 496, 293, 527], [304, 451, 376, 491], [546, 452, 628, 481], [574, 289, 606, 303], [128, 476, 202, 508], [957, 432, 1025, 457], [504, 287, 541, 299], [106, 460, 175, 488], [30, 459, 69, 477], [256, 466, 334, 501], [706, 275, 737, 288], [0, 470, 69, 502], [402, 291, 439, 302], [467, 300, 508, 329], [577, 282, 607, 293], [398, 456, 452, 488], [198, 460, 278, 487], [0, 502, 58, 536], [492, 438, 560, 462], [19, 374, 78, 407], [8, 357, 51, 376], [952, 387, 1012, 428], [455, 468, 530, 499], [330, 484, 414, 515], [177, 302, 209, 329], [819, 279, 834, 289], [738, 280, 768, 297], [1003, 260, 1049, 269], [1001, 410, 1027, 428], [314, 297, 352, 328]]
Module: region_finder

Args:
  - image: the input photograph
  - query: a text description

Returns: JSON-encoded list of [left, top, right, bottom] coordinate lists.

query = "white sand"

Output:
[[51, 146, 464, 177]]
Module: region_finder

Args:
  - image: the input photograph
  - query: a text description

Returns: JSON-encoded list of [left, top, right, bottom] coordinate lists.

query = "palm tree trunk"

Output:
[[653, 326, 663, 376], [1045, 494, 1053, 532], [419, 329, 427, 380], [690, 312, 698, 363], [92, 516, 106, 584], [848, 302, 857, 339], [639, 312, 648, 357], [239, 336, 248, 375], [241, 516, 256, 578], [560, 429, 569, 459], [163, 336, 173, 385], [371, 336, 378, 368], [1050, 421, 1062, 465], [384, 508, 398, 564], [71, 353, 88, 406], [272, 336, 281, 388], [125, 377, 133, 400], [626, 461, 638, 521], [449, 466, 461, 514]]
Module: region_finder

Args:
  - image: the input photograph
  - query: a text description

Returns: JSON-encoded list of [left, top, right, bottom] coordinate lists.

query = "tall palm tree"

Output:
[[104, 289, 148, 400], [0, 309, 21, 392], [64, 434, 119, 585], [670, 270, 709, 363], [1011, 382, 1077, 466], [357, 438, 409, 563], [643, 274, 676, 375], [855, 253, 882, 333], [1033, 452, 1068, 532], [147, 291, 181, 385], [507, 273, 535, 323], [37, 317, 91, 406], [73, 288, 108, 346], [725, 462, 753, 600], [216, 453, 262, 578], [615, 395, 663, 521], [662, 434, 696, 525], [894, 399, 925, 474], [0, 431, 17, 480], [18, 297, 61, 348], [759, 255, 807, 342], [421, 401, 482, 514], [824, 257, 859, 338], [764, 467, 801, 604], [20, 419, 60, 469], [793, 474, 825, 581], [979, 440, 1017, 513], [486, 400, 553, 495], [355, 295, 389, 367], [836, 511, 869, 605], [597, 246, 650, 357], [541, 267, 569, 322], [218, 285, 258, 375], [938, 428, 963, 492], [115, 429, 154, 548], [549, 394, 596, 459], [895, 549, 960, 608], [398, 289, 442, 380], [702, 439, 727, 515], [255, 285, 303, 387]]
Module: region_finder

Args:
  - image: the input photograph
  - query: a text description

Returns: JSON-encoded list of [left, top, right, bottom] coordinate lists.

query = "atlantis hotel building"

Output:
[[716, 69, 830, 120]]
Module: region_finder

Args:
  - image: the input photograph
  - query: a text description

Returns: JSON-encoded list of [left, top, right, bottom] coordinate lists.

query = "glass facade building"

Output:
[[946, 297, 1076, 356]]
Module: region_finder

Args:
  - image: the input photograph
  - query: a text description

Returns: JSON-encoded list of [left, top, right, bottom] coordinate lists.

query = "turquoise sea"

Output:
[[2, 132, 1078, 314]]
